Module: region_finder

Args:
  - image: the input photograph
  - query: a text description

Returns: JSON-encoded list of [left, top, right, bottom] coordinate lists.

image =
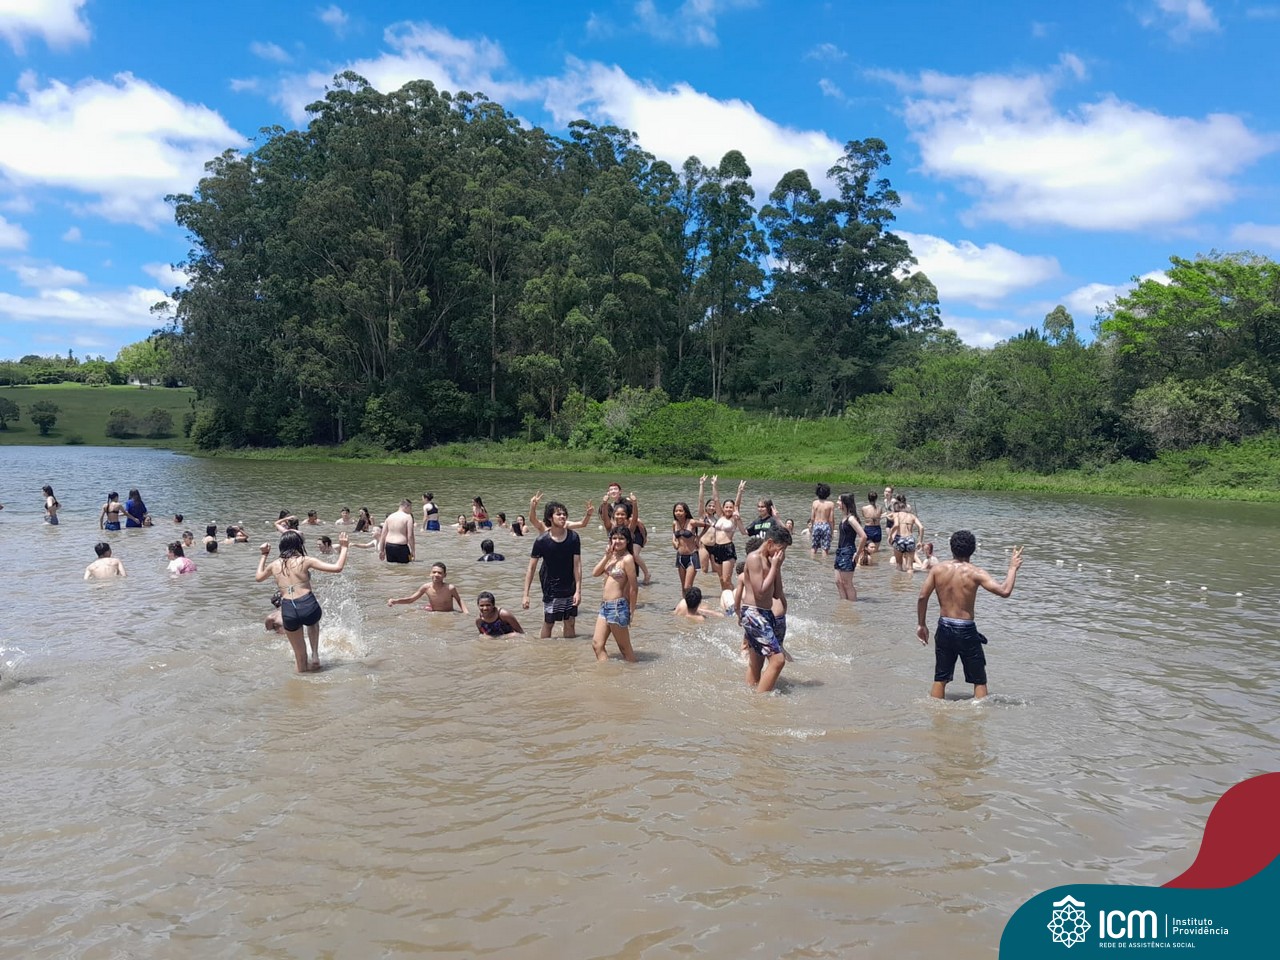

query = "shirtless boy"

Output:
[[379, 499, 416, 564], [808, 483, 836, 556], [84, 542, 127, 579], [916, 531, 1023, 701], [387, 562, 469, 613], [888, 500, 923, 573], [737, 526, 792, 693]]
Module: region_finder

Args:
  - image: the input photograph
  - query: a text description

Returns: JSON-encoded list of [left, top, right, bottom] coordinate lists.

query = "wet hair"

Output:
[[473, 496, 486, 508], [278, 510, 291, 519], [612, 501, 633, 519], [815, 483, 831, 499], [286, 517, 299, 530], [318, 535, 332, 548], [481, 539, 495, 553], [225, 525, 237, 538], [477, 591, 496, 606], [278, 531, 306, 560], [107, 491, 119, 502], [496, 512, 506, 523], [432, 562, 447, 574], [735, 560, 746, 575], [355, 508, 374, 533], [400, 499, 412, 510], [683, 586, 703, 611], [463, 520, 477, 533], [512, 517, 525, 537], [839, 492, 857, 513], [206, 524, 218, 538], [867, 491, 878, 504], [94, 542, 111, 558], [205, 540, 218, 553], [174, 514, 184, 523], [42, 485, 58, 507], [423, 493, 434, 501], [609, 524, 634, 551], [340, 506, 351, 514], [128, 488, 141, 501], [543, 500, 567, 525], [306, 510, 317, 518], [168, 542, 185, 557], [673, 501, 691, 521], [949, 530, 976, 560], [744, 535, 763, 555], [182, 530, 193, 540], [765, 526, 793, 548], [270, 590, 283, 608]]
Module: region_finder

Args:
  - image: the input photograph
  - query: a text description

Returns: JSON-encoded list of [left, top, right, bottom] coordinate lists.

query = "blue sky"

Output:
[[0, 0, 1277, 361]]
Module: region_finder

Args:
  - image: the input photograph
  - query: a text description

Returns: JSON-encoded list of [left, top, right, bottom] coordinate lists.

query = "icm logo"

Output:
[[1047, 895, 1091, 948], [1098, 909, 1158, 941]]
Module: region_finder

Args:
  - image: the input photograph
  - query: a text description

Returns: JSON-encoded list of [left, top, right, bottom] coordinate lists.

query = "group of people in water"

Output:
[[51, 474, 1024, 697]]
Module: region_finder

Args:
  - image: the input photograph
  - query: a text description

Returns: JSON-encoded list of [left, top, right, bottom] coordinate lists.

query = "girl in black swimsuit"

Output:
[[671, 501, 705, 592]]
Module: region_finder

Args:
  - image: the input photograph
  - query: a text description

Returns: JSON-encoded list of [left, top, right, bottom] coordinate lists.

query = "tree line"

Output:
[[164, 74, 1277, 471], [166, 73, 939, 450]]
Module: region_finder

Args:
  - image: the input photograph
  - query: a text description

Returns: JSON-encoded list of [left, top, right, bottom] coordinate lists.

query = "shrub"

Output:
[[105, 408, 135, 438], [138, 408, 174, 439], [632, 399, 716, 463], [27, 400, 60, 435]]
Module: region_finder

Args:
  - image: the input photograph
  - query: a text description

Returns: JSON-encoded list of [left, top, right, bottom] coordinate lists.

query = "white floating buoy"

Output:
[[1106, 568, 1112, 574], [1165, 580, 1172, 585], [1200, 586, 1208, 592], [1235, 592, 1243, 597], [1134, 574, 1140, 580]]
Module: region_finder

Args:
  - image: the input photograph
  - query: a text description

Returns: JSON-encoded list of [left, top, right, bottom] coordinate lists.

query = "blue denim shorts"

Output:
[[599, 597, 631, 627]]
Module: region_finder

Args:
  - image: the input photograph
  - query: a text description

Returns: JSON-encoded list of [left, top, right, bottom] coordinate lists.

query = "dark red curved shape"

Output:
[[1164, 772, 1280, 888]]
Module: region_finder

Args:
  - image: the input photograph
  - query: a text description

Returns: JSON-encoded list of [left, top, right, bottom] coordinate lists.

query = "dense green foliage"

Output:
[[169, 74, 938, 450]]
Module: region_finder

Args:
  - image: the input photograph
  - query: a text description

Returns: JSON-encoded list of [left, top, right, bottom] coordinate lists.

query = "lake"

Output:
[[1, 446, 1276, 958]]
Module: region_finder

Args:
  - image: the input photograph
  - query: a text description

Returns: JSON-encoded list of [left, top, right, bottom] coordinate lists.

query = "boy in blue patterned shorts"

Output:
[[808, 482, 835, 557], [737, 526, 792, 692], [916, 530, 1023, 701]]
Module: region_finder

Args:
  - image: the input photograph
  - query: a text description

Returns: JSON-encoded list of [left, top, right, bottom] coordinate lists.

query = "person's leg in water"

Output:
[[610, 623, 636, 662], [284, 628, 309, 673], [591, 614, 611, 661], [835, 567, 856, 601], [746, 646, 764, 688], [757, 651, 786, 693], [306, 623, 321, 671]]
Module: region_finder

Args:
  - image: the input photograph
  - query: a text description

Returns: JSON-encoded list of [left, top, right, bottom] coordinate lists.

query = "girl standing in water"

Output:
[[255, 530, 350, 674], [100, 492, 124, 530], [671, 501, 705, 593], [591, 526, 639, 663], [42, 485, 60, 524], [124, 488, 147, 528]]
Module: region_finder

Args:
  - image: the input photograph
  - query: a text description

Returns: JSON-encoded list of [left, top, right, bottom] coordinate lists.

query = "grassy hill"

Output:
[[0, 383, 196, 448]]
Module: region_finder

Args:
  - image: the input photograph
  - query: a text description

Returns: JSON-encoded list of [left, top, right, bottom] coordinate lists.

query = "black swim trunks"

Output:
[[281, 592, 323, 632], [384, 543, 411, 564], [933, 617, 988, 686]]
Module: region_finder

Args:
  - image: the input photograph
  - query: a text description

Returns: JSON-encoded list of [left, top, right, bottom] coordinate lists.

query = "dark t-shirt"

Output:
[[531, 529, 580, 599], [478, 553, 505, 562], [746, 516, 778, 538]]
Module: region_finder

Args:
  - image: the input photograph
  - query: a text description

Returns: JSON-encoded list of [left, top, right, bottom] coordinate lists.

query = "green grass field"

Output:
[[0, 384, 197, 447]]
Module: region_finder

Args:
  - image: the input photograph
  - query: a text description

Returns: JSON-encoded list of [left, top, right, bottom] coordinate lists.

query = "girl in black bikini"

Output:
[[671, 501, 705, 592], [475, 591, 524, 636], [255, 530, 349, 673]]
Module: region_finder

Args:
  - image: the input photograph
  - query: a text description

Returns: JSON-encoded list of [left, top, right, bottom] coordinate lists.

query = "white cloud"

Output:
[[896, 232, 1060, 308], [318, 4, 350, 35], [891, 60, 1273, 230], [941, 312, 1026, 348], [250, 41, 292, 63], [0, 283, 172, 330], [275, 21, 535, 124], [1141, 1, 1220, 39], [818, 78, 846, 101], [229, 77, 261, 94], [1230, 222, 1280, 250], [141, 262, 190, 291], [0, 0, 89, 54], [0, 215, 29, 250], [61, 225, 82, 243], [12, 263, 88, 288], [1056, 270, 1170, 320], [633, 0, 756, 47], [545, 60, 843, 199], [0, 72, 245, 227], [805, 42, 846, 61]]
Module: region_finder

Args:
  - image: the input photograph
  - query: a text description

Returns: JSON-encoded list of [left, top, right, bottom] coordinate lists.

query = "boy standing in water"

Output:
[[84, 542, 127, 579], [522, 501, 582, 638], [738, 526, 792, 693], [387, 562, 470, 613], [916, 530, 1023, 701], [808, 483, 835, 557]]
